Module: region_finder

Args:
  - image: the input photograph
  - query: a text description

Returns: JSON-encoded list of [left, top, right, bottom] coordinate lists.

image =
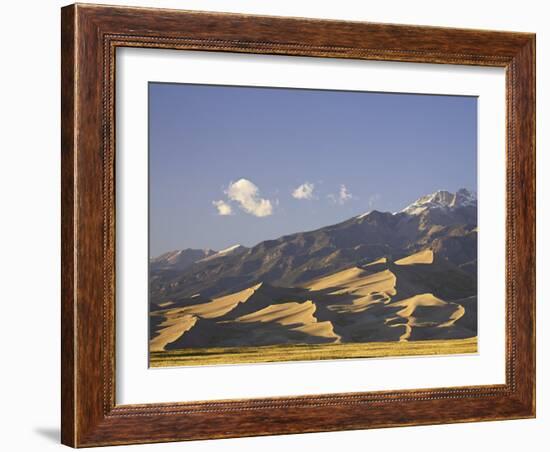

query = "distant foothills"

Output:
[[149, 189, 478, 353]]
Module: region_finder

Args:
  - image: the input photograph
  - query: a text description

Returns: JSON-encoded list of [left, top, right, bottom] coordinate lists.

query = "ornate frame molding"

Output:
[[62, 4, 535, 447]]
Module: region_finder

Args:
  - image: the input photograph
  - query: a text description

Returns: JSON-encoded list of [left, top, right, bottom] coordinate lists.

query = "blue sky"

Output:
[[149, 83, 477, 257]]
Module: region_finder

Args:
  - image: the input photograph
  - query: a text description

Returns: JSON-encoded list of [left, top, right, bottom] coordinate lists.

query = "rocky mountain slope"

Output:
[[150, 189, 477, 306], [150, 248, 216, 272]]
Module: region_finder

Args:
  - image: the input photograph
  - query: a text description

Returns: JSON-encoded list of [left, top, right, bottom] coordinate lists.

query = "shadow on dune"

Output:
[[164, 317, 335, 349]]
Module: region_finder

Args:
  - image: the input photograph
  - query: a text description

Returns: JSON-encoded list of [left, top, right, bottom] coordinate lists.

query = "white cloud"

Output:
[[329, 184, 354, 205], [212, 200, 233, 216], [339, 185, 353, 203], [226, 178, 273, 217], [292, 182, 315, 200]]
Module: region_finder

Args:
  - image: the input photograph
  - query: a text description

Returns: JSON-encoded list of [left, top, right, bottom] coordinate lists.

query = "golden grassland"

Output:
[[149, 336, 477, 367]]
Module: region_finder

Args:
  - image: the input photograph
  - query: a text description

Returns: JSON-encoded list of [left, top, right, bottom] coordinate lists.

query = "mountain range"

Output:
[[149, 188, 477, 353]]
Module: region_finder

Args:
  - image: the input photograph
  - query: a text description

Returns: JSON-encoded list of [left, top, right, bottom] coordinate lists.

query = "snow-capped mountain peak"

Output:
[[401, 188, 476, 215], [217, 244, 243, 255], [198, 244, 248, 263], [356, 211, 371, 219]]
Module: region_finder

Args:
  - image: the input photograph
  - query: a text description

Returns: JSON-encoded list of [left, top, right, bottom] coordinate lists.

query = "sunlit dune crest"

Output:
[[304, 267, 397, 298], [234, 300, 341, 341], [395, 249, 434, 265], [391, 293, 447, 317], [235, 300, 317, 326], [365, 257, 387, 266], [154, 283, 261, 321]]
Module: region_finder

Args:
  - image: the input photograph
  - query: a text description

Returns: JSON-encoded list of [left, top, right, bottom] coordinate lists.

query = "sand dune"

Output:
[[149, 283, 263, 349], [234, 300, 340, 341], [235, 300, 317, 326], [304, 266, 366, 291], [384, 293, 466, 341], [153, 283, 261, 320], [395, 249, 434, 265], [303, 266, 397, 316], [150, 248, 476, 352], [149, 314, 197, 352], [293, 321, 341, 341], [326, 291, 392, 314], [390, 292, 447, 317], [304, 267, 397, 297]]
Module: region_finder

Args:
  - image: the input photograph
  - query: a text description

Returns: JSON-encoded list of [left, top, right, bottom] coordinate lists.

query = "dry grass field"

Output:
[[150, 336, 477, 367]]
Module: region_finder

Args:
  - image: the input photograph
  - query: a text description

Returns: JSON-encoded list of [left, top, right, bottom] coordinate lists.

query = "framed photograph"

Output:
[[61, 3, 535, 447]]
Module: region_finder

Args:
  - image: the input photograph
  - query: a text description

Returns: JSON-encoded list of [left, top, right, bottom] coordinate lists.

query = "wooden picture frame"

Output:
[[61, 3, 535, 447]]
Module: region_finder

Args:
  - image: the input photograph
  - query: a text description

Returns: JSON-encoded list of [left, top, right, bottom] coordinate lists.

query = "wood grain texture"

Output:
[[60, 5, 76, 446], [60, 3, 536, 447]]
